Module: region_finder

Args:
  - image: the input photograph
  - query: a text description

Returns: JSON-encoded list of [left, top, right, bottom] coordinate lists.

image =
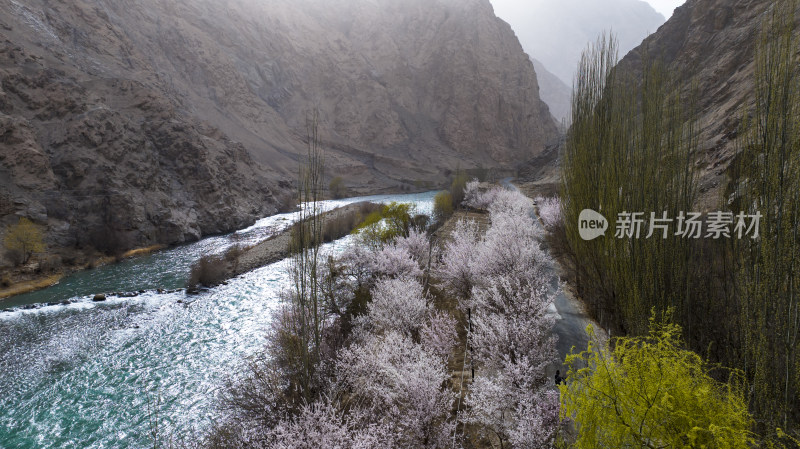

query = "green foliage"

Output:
[[449, 170, 469, 207], [4, 217, 45, 265], [561, 314, 753, 449], [732, 0, 800, 431], [329, 176, 348, 199], [352, 202, 415, 249], [560, 32, 699, 336], [433, 191, 454, 224]]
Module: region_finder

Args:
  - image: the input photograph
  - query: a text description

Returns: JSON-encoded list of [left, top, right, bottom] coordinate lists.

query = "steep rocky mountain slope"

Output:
[[617, 0, 800, 206], [491, 0, 666, 86], [532, 58, 571, 124], [0, 0, 557, 263]]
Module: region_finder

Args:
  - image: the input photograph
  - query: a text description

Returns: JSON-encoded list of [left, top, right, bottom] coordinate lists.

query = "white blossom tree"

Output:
[[468, 275, 557, 380]]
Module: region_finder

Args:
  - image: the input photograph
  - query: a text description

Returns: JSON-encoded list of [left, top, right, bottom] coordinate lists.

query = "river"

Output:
[[0, 192, 436, 449]]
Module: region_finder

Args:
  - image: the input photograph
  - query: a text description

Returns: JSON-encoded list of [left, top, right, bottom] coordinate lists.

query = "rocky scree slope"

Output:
[[0, 0, 557, 263]]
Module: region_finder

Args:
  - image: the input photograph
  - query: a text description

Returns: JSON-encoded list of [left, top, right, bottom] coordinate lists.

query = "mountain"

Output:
[[531, 58, 571, 124], [617, 0, 800, 206], [0, 0, 557, 261], [490, 0, 666, 85]]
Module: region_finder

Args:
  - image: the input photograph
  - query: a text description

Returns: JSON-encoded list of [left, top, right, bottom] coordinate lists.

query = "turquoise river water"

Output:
[[0, 192, 435, 449]]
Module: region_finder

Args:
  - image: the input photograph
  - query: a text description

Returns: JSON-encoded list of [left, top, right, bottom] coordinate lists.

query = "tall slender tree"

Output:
[[735, 0, 800, 432], [287, 109, 327, 402], [560, 32, 699, 336]]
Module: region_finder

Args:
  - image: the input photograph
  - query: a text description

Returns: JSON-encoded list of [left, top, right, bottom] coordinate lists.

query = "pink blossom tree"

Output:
[[337, 331, 456, 448], [467, 275, 557, 379], [464, 284, 560, 449], [267, 399, 396, 449], [476, 211, 549, 283], [355, 276, 430, 337], [420, 310, 458, 361], [437, 219, 481, 299], [462, 179, 482, 209], [508, 390, 560, 449], [395, 228, 435, 270], [488, 189, 533, 217], [454, 187, 561, 449], [465, 374, 560, 449], [535, 196, 563, 230], [370, 244, 423, 280]]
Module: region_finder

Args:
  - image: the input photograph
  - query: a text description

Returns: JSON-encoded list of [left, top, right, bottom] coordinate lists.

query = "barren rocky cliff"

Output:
[[0, 0, 557, 263], [618, 0, 800, 206]]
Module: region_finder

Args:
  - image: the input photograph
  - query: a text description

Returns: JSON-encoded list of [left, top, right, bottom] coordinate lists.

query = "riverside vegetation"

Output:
[[202, 183, 562, 449], [171, 111, 563, 448], [558, 0, 800, 445]]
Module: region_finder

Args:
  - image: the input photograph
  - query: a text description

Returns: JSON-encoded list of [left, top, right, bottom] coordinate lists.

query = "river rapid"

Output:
[[0, 192, 435, 449]]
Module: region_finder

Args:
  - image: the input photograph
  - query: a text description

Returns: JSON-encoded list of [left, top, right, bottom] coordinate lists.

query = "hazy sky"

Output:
[[488, 0, 676, 85], [644, 0, 686, 18]]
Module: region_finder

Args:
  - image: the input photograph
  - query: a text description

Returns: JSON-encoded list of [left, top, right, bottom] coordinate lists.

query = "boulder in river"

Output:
[[93, 294, 106, 302]]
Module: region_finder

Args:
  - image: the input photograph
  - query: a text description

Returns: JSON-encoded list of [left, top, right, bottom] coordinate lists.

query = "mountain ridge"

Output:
[[617, 0, 800, 206], [0, 0, 557, 265]]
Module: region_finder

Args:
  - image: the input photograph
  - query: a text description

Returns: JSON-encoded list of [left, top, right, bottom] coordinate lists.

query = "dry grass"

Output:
[[120, 245, 167, 259], [0, 274, 63, 299]]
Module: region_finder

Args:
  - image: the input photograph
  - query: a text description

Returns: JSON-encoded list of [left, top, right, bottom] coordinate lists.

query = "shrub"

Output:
[[410, 214, 430, 232], [5, 247, 25, 267], [188, 254, 228, 287], [4, 217, 45, 264], [449, 170, 469, 208], [329, 176, 349, 199], [38, 255, 62, 273], [322, 202, 382, 243], [1, 275, 11, 288], [352, 202, 415, 249], [561, 316, 753, 449], [432, 191, 453, 223], [276, 191, 297, 213]]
